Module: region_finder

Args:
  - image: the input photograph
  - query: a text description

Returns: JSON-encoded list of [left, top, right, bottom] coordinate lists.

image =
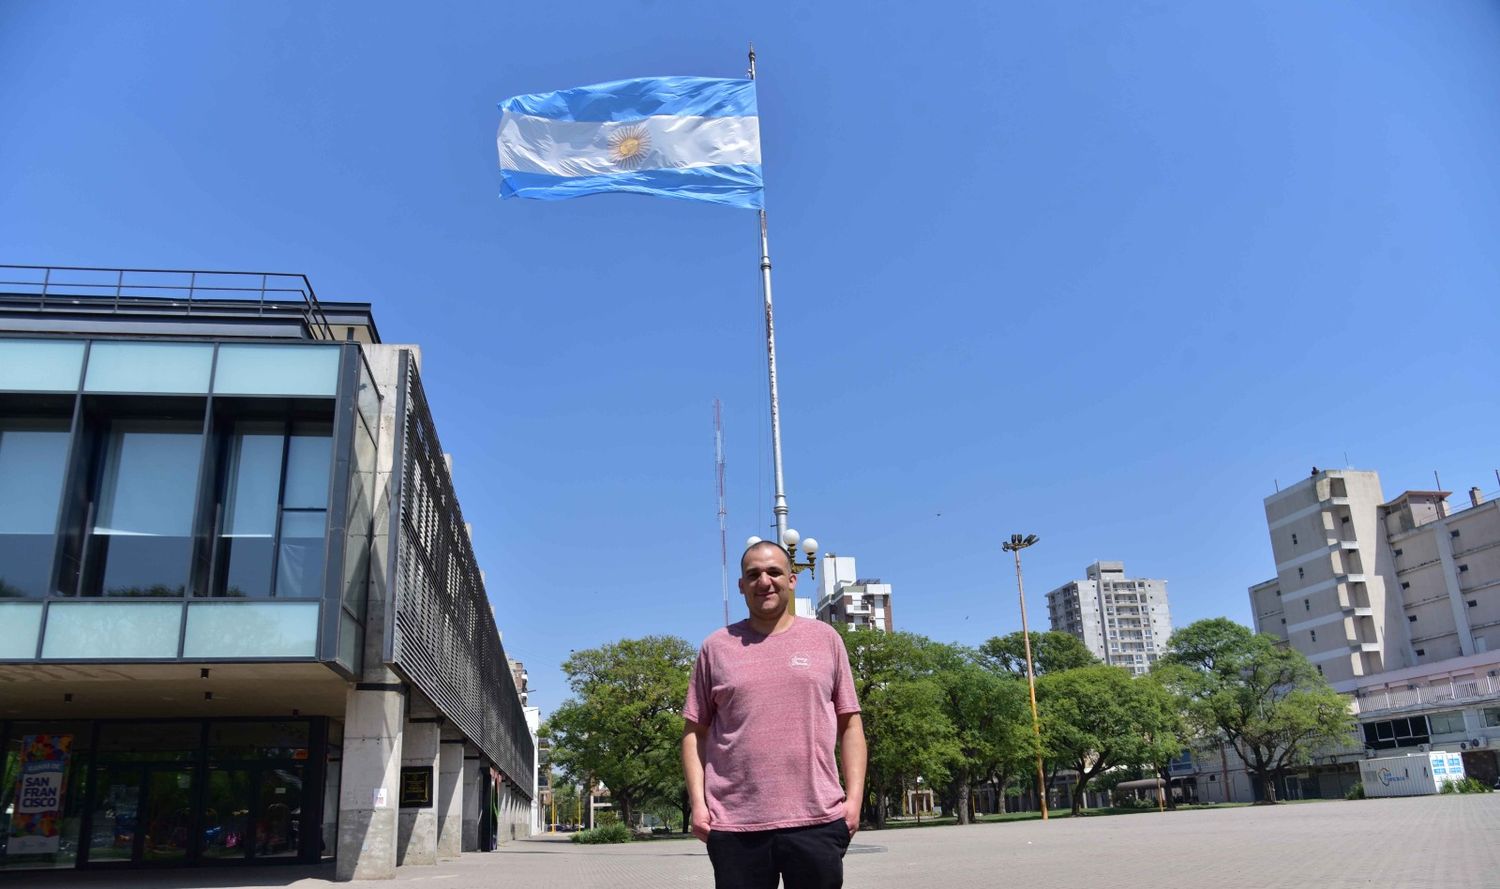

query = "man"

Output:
[[682, 540, 867, 889]]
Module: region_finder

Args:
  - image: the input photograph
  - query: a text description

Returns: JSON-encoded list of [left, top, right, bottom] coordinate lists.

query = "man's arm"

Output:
[[837, 712, 867, 837], [682, 719, 712, 842]]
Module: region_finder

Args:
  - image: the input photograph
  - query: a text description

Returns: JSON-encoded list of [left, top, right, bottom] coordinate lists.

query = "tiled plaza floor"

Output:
[[18, 795, 1500, 888]]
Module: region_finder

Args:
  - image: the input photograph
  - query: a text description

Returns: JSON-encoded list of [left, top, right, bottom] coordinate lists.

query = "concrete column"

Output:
[[461, 749, 481, 851], [397, 720, 440, 866], [436, 738, 464, 860], [336, 685, 404, 881]]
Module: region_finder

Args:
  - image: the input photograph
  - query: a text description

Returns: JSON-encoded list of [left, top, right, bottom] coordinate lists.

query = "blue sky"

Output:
[[4, 2, 1500, 716]]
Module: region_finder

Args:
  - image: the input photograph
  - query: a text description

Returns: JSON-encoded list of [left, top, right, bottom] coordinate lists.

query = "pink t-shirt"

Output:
[[683, 617, 861, 832]]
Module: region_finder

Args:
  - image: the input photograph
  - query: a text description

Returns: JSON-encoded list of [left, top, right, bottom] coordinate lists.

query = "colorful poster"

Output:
[[10, 734, 73, 855]]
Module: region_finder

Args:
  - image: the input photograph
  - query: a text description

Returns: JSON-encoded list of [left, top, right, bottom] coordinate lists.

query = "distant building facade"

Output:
[[814, 555, 893, 632], [1249, 468, 1500, 791], [1046, 561, 1172, 675]]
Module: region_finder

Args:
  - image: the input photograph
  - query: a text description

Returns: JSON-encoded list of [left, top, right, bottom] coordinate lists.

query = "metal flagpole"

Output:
[[747, 43, 790, 546]]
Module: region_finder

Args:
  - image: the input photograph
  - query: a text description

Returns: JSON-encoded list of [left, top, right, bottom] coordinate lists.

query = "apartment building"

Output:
[[1045, 561, 1172, 675], [1250, 468, 1500, 787], [814, 555, 894, 632]]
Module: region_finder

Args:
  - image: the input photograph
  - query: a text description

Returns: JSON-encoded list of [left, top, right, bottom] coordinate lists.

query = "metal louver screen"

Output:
[[391, 353, 534, 792]]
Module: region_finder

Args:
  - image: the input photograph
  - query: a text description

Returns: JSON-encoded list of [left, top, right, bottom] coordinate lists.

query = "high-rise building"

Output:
[[1046, 561, 1172, 675], [1249, 468, 1500, 787], [814, 555, 894, 632]]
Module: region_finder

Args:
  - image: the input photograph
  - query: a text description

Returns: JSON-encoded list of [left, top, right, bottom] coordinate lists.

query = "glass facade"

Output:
[[0, 337, 362, 666], [0, 718, 330, 870]]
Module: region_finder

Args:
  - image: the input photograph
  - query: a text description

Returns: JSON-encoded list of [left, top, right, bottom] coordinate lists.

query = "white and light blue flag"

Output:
[[496, 76, 763, 210]]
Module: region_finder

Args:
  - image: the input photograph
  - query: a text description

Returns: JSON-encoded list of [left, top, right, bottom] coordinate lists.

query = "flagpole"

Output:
[[747, 43, 790, 547]]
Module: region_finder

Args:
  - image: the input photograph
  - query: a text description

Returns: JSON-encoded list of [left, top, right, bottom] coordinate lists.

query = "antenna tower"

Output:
[[714, 399, 730, 626]]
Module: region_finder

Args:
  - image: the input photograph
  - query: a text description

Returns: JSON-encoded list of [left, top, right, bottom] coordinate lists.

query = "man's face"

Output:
[[738, 543, 797, 621]]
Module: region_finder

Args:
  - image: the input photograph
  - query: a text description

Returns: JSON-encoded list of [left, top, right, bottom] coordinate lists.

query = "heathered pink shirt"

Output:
[[684, 617, 860, 831]]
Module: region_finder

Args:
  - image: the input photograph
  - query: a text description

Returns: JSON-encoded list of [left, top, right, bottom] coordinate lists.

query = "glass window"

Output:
[[214, 428, 283, 598], [207, 721, 310, 760], [276, 512, 326, 598], [84, 423, 202, 597], [283, 432, 330, 509], [0, 723, 90, 870], [209, 423, 329, 599], [41, 602, 182, 658], [182, 602, 318, 658], [96, 722, 202, 760], [0, 420, 70, 597], [1428, 711, 1466, 735], [0, 602, 43, 658], [0, 340, 85, 392], [1483, 708, 1500, 729], [213, 345, 340, 397], [84, 342, 212, 393]]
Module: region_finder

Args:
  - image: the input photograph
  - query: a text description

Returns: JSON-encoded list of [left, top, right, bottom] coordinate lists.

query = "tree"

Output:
[[927, 643, 1031, 824], [544, 635, 695, 826], [1159, 618, 1356, 804], [980, 631, 1099, 677], [839, 628, 958, 828], [1138, 669, 1190, 809], [1037, 665, 1183, 815]]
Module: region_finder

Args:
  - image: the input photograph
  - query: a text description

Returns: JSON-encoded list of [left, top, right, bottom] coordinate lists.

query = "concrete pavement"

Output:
[[18, 795, 1500, 888]]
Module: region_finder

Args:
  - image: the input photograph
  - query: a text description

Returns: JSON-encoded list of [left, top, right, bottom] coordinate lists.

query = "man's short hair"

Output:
[[740, 540, 794, 574]]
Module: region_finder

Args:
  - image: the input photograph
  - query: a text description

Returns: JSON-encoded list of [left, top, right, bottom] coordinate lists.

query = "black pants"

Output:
[[707, 819, 851, 889]]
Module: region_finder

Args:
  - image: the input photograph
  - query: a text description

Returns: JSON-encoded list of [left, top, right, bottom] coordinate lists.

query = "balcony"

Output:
[[1353, 675, 1500, 716]]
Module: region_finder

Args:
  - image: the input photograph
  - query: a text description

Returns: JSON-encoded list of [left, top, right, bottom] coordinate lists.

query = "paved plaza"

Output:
[[23, 795, 1500, 889]]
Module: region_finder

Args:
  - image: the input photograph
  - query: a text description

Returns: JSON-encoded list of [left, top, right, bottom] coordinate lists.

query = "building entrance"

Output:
[[1, 718, 328, 871]]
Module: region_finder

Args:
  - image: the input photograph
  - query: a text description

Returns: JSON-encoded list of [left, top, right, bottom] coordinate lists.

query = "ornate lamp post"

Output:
[[1002, 533, 1048, 821], [746, 528, 819, 577]]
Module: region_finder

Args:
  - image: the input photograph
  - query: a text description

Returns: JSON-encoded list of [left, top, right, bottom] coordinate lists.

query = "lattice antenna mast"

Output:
[[715, 399, 730, 627]]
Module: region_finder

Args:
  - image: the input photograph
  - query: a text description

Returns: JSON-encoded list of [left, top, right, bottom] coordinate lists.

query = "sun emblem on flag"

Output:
[[608, 125, 651, 170]]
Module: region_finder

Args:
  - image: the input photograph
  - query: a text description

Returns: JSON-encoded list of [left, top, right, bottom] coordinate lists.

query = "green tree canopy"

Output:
[[839, 628, 958, 827], [927, 643, 1032, 823], [1158, 618, 1356, 803], [1037, 665, 1183, 814], [543, 635, 695, 825], [980, 630, 1099, 677]]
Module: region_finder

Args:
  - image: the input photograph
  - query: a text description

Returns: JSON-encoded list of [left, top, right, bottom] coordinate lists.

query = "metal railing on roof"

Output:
[[0, 264, 337, 340]]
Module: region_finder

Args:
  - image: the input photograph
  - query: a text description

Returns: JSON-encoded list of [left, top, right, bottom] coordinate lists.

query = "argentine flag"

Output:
[[497, 76, 763, 210]]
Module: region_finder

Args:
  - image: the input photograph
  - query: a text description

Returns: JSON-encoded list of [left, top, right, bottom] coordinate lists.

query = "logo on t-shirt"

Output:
[[789, 654, 810, 668]]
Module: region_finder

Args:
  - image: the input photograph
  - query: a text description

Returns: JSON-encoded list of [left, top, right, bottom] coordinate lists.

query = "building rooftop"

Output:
[[0, 263, 381, 343]]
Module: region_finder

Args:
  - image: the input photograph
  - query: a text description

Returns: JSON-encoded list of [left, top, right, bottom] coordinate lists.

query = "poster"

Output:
[[10, 733, 73, 855]]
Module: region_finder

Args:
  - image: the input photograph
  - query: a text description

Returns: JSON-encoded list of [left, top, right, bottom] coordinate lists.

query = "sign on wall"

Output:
[[400, 766, 433, 808], [10, 734, 73, 855]]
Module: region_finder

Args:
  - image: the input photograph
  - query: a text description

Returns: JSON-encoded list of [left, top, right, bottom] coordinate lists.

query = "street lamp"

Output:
[[746, 528, 819, 577], [1002, 532, 1048, 822]]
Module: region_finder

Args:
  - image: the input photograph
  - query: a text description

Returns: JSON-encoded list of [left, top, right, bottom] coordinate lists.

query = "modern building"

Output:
[[1249, 468, 1500, 789], [1045, 561, 1172, 675], [0, 266, 535, 877], [814, 555, 894, 632]]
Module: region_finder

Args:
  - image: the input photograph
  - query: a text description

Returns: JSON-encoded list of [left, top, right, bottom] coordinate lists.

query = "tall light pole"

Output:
[[1002, 533, 1048, 821]]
